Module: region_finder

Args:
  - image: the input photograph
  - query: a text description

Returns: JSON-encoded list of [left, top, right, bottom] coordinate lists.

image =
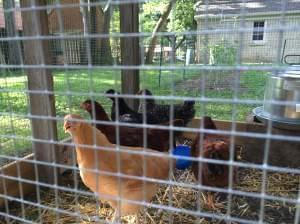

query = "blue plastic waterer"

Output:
[[172, 145, 192, 170]]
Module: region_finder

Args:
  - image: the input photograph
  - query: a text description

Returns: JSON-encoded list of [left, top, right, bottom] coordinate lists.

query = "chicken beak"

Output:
[[80, 102, 85, 109], [64, 121, 71, 133], [80, 102, 91, 111]]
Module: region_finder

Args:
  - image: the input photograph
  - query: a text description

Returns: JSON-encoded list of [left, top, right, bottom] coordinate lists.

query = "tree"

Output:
[[99, 5, 113, 64], [145, 0, 176, 64], [81, 0, 113, 65], [144, 0, 196, 64], [88, 1, 113, 65], [173, 0, 197, 32], [172, 0, 197, 52], [89, 0, 99, 64], [142, 0, 169, 33], [3, 0, 22, 67]]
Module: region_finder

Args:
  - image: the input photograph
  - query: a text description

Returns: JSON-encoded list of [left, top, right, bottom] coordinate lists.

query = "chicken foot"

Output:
[[110, 211, 140, 224], [111, 210, 121, 224], [206, 192, 224, 210]]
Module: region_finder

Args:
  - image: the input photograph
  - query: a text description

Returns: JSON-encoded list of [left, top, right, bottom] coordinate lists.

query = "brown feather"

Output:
[[190, 116, 237, 188]]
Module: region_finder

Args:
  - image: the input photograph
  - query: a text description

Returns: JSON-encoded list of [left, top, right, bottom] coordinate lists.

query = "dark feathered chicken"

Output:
[[105, 89, 161, 124], [190, 116, 237, 209], [81, 99, 184, 151], [106, 89, 136, 121], [137, 89, 196, 125]]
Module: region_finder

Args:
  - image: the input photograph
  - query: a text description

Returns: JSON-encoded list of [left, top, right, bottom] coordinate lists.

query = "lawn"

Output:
[[0, 68, 268, 164]]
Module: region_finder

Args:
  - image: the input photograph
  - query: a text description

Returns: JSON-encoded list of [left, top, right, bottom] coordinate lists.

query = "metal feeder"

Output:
[[253, 68, 300, 130]]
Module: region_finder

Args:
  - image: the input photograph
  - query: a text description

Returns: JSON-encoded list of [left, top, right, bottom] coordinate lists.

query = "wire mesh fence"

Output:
[[0, 0, 299, 223]]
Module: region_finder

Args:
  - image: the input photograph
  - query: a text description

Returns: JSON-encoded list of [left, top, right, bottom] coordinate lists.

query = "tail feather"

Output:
[[105, 89, 119, 101], [202, 116, 217, 130], [137, 89, 153, 96], [183, 100, 195, 108]]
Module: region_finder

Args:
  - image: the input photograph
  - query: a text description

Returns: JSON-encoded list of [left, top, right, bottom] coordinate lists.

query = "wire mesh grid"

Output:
[[0, 0, 299, 223]]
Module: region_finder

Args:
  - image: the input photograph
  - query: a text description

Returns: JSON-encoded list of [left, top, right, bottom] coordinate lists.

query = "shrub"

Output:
[[209, 42, 237, 65]]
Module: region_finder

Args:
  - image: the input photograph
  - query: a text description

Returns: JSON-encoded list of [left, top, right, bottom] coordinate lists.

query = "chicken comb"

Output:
[[64, 114, 83, 121]]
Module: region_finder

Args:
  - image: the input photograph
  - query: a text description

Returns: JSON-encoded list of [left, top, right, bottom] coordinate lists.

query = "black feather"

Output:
[[106, 89, 160, 123], [138, 89, 196, 125], [105, 89, 136, 120]]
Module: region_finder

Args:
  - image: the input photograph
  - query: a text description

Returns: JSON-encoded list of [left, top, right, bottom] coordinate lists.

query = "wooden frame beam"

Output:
[[0, 154, 35, 208], [0, 138, 74, 208], [20, 0, 58, 184], [184, 118, 300, 168]]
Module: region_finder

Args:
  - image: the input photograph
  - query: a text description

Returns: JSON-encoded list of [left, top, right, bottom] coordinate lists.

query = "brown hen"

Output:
[[64, 114, 172, 222], [81, 99, 183, 151], [191, 116, 237, 209]]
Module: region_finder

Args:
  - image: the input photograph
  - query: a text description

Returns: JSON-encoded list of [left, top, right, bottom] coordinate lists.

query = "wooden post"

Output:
[[20, 0, 58, 184], [120, 3, 140, 110]]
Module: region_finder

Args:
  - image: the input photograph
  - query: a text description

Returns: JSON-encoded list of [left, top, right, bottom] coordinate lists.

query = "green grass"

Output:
[[0, 68, 268, 164]]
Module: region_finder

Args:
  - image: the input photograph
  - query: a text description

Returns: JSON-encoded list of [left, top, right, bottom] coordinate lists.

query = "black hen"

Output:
[[137, 89, 196, 125], [81, 99, 184, 151], [105, 89, 159, 124], [105, 89, 136, 120]]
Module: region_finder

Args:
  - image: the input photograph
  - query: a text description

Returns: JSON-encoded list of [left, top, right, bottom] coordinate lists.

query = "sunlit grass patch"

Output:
[[0, 68, 267, 164]]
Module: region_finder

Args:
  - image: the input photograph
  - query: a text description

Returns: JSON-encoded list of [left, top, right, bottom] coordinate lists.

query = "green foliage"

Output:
[[142, 0, 196, 33], [173, 0, 197, 32], [142, 0, 169, 33], [209, 42, 237, 65]]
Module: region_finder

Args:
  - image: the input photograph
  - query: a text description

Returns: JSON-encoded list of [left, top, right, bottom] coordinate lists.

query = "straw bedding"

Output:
[[2, 147, 299, 224]]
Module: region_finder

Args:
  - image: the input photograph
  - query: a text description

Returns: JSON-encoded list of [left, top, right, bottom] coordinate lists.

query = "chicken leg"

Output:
[[206, 192, 224, 210], [135, 213, 141, 224], [111, 211, 120, 224]]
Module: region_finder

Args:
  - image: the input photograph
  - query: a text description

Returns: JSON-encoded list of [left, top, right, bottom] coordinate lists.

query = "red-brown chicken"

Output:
[[81, 99, 183, 151], [190, 116, 237, 209]]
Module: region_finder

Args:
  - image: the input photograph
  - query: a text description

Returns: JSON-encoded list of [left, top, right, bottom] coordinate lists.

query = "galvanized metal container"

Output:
[[253, 69, 300, 130], [263, 70, 300, 120]]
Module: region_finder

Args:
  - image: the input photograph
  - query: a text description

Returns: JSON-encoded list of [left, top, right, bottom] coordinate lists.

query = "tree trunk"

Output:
[[89, 0, 99, 64], [145, 0, 176, 64], [120, 3, 140, 110], [0, 48, 6, 72], [84, 1, 113, 65], [176, 36, 186, 49], [170, 35, 176, 62], [99, 6, 113, 64], [80, 0, 89, 64], [3, 0, 22, 67]]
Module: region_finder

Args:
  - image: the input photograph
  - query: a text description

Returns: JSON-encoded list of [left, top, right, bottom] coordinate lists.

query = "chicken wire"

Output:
[[0, 0, 299, 223]]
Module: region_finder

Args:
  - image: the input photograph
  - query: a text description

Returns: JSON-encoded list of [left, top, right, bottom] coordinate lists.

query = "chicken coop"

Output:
[[0, 0, 300, 223]]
